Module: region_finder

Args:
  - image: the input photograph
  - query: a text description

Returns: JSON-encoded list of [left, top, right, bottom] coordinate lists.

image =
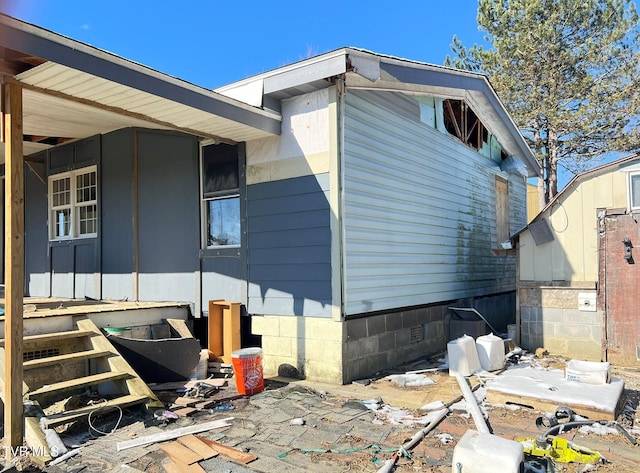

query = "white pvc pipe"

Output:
[[455, 373, 490, 434]]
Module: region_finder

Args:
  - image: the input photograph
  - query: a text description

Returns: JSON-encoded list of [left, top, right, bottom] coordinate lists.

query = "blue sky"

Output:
[[2, 0, 486, 88], [3, 1, 584, 188]]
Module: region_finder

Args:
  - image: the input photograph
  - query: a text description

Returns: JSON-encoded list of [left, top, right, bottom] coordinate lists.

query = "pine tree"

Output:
[[446, 0, 640, 203]]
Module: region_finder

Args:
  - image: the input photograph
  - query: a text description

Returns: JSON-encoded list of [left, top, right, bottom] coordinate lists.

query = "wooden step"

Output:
[[23, 349, 111, 370], [0, 329, 93, 347], [28, 371, 130, 398], [41, 394, 149, 428]]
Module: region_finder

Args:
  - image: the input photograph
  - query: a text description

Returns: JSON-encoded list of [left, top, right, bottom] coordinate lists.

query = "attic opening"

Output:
[[443, 99, 507, 159]]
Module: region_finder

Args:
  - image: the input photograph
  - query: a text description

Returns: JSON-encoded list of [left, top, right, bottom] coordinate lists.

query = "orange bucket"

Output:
[[231, 347, 264, 395]]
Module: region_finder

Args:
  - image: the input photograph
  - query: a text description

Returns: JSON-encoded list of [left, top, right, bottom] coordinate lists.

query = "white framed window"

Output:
[[48, 166, 97, 240], [629, 172, 640, 211], [200, 142, 241, 248]]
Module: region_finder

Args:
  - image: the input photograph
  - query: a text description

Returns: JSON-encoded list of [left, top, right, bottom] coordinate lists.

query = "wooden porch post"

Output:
[[3, 79, 24, 456]]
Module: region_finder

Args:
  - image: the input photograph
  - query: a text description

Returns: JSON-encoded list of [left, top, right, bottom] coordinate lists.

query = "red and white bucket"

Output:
[[231, 347, 264, 395]]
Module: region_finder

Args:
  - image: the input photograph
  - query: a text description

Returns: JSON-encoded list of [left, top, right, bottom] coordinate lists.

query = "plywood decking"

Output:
[[485, 367, 624, 421]]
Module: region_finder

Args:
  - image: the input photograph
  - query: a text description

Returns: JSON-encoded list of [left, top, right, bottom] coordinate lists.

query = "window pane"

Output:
[[632, 174, 640, 208], [78, 204, 97, 235], [206, 196, 240, 246], [53, 209, 71, 238], [52, 177, 71, 207], [77, 171, 97, 203], [202, 143, 239, 197]]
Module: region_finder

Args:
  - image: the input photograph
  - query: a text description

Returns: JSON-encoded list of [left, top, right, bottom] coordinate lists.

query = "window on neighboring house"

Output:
[[495, 176, 510, 248], [48, 166, 97, 240], [201, 142, 241, 248], [629, 172, 640, 210]]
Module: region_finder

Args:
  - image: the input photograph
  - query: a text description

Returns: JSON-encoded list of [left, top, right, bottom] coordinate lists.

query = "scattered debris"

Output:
[[376, 408, 448, 473], [385, 373, 436, 387], [535, 348, 549, 358], [436, 433, 454, 444], [116, 418, 234, 451], [419, 400, 447, 411]]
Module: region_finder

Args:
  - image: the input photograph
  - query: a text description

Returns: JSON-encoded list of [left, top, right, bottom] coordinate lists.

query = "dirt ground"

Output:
[[322, 363, 640, 473], [3, 356, 639, 473]]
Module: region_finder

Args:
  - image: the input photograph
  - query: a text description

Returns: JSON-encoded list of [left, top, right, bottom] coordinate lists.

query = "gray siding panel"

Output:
[[137, 130, 199, 303], [24, 159, 50, 296], [50, 246, 74, 297], [74, 242, 100, 299], [101, 129, 135, 300], [343, 90, 519, 315], [247, 174, 332, 317]]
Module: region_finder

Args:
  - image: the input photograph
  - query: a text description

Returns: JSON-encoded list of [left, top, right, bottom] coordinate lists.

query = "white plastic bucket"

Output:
[[447, 335, 481, 377], [476, 333, 505, 371], [452, 429, 524, 473]]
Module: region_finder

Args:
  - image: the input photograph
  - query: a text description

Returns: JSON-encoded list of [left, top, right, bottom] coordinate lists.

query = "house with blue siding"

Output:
[[1, 14, 540, 383]]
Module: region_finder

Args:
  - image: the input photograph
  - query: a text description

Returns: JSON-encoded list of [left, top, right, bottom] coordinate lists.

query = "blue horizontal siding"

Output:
[[343, 90, 519, 315], [247, 174, 332, 317]]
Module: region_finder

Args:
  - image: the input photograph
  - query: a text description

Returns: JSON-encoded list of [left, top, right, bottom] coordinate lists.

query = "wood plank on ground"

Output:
[[194, 399, 217, 409], [193, 435, 257, 464], [173, 397, 198, 407], [162, 459, 206, 473], [171, 407, 197, 417], [160, 441, 201, 465], [177, 434, 219, 459]]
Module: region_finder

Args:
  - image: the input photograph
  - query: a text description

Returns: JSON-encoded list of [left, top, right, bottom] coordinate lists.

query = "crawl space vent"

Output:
[[410, 325, 424, 343], [24, 348, 59, 362]]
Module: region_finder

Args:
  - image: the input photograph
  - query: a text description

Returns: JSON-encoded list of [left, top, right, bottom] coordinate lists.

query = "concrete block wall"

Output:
[[251, 315, 345, 383], [343, 305, 449, 383], [252, 292, 514, 384], [519, 286, 602, 360]]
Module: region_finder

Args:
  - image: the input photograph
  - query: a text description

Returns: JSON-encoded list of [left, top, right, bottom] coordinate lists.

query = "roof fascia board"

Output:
[[263, 54, 347, 95], [216, 49, 349, 95], [0, 15, 281, 136]]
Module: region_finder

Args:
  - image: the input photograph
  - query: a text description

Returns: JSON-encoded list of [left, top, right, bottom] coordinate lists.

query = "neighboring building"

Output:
[[515, 154, 640, 367], [1, 14, 540, 383], [527, 183, 542, 223]]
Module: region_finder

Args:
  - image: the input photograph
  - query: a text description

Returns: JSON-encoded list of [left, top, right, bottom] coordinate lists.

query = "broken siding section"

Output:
[[342, 90, 519, 315]]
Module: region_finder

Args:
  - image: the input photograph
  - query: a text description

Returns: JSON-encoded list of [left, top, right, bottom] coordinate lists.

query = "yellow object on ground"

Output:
[[518, 436, 604, 464]]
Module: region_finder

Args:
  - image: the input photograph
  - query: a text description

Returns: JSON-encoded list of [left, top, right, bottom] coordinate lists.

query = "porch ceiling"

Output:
[[0, 14, 282, 164]]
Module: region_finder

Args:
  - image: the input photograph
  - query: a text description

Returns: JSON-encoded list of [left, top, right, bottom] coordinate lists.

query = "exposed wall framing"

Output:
[[443, 99, 506, 158]]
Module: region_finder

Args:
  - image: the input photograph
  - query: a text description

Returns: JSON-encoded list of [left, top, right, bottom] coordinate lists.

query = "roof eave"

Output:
[[0, 14, 281, 137]]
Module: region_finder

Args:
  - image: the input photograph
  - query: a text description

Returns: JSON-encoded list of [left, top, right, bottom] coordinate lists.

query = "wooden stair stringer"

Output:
[[75, 318, 163, 409], [0, 347, 52, 467]]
